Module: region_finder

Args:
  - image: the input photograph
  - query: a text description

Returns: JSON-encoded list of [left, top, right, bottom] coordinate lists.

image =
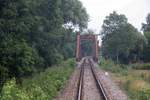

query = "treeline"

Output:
[[101, 11, 150, 64], [0, 0, 88, 90]]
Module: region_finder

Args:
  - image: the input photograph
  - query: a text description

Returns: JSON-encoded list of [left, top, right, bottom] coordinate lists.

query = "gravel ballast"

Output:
[[92, 60, 128, 100]]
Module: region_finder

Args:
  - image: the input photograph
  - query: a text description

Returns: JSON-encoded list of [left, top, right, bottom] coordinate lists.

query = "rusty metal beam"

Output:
[[76, 33, 99, 62], [80, 35, 95, 40], [76, 33, 80, 61]]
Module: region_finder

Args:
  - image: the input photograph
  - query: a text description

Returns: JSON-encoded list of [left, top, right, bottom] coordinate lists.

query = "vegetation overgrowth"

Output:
[[0, 0, 88, 90], [0, 59, 75, 100], [131, 63, 150, 70], [99, 58, 150, 100], [101, 12, 150, 64], [0, 0, 150, 99]]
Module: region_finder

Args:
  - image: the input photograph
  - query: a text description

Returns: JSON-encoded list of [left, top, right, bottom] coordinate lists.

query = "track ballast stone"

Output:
[[56, 59, 128, 100], [55, 68, 80, 100], [92, 60, 128, 100]]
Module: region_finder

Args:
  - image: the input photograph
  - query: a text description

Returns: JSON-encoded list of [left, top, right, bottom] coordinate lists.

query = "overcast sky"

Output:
[[79, 0, 150, 34]]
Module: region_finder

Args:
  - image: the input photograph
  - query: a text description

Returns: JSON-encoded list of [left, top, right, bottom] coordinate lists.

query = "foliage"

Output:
[[0, 59, 75, 100], [143, 32, 150, 62], [99, 58, 129, 75], [61, 0, 89, 30], [61, 29, 76, 59], [99, 58, 150, 100], [0, 78, 29, 100], [101, 11, 146, 64], [124, 79, 150, 100], [80, 40, 93, 57], [0, 39, 40, 89], [0, 0, 88, 90], [131, 63, 150, 70], [142, 13, 150, 32], [142, 15, 150, 62]]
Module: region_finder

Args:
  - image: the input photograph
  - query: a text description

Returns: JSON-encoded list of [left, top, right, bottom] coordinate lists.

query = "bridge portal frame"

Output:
[[76, 33, 99, 62]]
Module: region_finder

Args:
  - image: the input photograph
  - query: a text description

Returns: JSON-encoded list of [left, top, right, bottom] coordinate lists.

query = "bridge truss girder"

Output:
[[76, 33, 99, 62]]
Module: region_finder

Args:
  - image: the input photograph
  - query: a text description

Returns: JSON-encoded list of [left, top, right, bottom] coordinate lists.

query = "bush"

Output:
[[23, 59, 75, 99], [99, 58, 129, 75], [0, 59, 75, 100], [0, 40, 43, 85], [131, 63, 150, 70], [124, 79, 150, 100], [138, 87, 150, 100], [0, 65, 8, 91], [139, 72, 150, 83], [0, 78, 29, 100]]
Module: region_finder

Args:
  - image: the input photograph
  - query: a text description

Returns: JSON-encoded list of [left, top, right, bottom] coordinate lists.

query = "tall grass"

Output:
[[0, 59, 75, 100], [131, 63, 150, 70], [99, 58, 129, 75], [99, 58, 150, 100]]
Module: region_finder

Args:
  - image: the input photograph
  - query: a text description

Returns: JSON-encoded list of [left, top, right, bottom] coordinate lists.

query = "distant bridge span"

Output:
[[75, 33, 99, 62]]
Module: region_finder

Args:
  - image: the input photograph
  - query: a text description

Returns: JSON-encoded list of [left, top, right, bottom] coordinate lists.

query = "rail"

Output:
[[76, 58, 109, 100]]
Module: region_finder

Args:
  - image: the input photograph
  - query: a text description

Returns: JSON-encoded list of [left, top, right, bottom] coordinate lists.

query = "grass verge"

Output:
[[0, 59, 75, 100], [99, 58, 150, 100]]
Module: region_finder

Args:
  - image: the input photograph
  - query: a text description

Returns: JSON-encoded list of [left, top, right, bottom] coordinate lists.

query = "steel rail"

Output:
[[77, 59, 85, 100], [77, 58, 109, 100], [89, 59, 109, 100]]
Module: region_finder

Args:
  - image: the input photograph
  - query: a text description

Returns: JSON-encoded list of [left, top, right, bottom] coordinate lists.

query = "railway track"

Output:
[[77, 58, 108, 100]]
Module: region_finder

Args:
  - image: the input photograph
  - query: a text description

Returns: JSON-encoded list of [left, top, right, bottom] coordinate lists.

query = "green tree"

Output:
[[101, 11, 146, 63], [0, 0, 89, 90], [143, 32, 150, 62], [142, 13, 150, 32], [61, 0, 89, 30], [142, 13, 150, 62]]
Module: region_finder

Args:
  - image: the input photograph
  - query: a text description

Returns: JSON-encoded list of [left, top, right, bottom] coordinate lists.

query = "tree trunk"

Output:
[[116, 51, 119, 63]]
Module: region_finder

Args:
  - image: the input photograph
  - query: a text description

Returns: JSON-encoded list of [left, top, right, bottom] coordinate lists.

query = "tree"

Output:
[[101, 11, 146, 63], [80, 40, 93, 57], [142, 13, 150, 62], [142, 13, 150, 32], [0, 0, 89, 90], [61, 0, 89, 31], [0, 0, 39, 89], [143, 32, 150, 62]]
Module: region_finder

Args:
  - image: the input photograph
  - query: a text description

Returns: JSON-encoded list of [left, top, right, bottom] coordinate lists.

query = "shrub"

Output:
[[140, 72, 150, 83], [99, 58, 128, 75], [131, 63, 150, 70], [124, 80, 150, 100], [0, 59, 75, 100], [0, 78, 29, 100], [99, 58, 150, 100]]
